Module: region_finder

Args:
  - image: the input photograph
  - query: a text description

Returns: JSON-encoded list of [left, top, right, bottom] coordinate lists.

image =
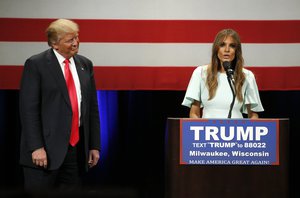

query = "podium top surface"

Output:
[[167, 117, 289, 121]]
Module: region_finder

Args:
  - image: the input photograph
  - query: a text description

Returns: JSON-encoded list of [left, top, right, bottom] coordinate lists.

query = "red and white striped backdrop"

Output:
[[1, 0, 300, 90]]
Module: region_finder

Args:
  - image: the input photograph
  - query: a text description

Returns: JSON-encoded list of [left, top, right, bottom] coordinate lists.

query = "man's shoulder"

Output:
[[74, 54, 92, 66], [74, 53, 89, 60], [27, 49, 52, 61]]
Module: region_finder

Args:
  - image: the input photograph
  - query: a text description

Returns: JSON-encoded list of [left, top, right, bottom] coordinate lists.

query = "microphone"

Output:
[[223, 61, 236, 118], [223, 61, 234, 82]]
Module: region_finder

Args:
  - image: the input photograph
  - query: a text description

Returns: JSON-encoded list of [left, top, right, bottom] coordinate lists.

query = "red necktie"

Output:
[[64, 59, 79, 146]]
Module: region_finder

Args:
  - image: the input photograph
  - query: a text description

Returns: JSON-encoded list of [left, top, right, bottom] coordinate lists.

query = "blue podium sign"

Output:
[[180, 119, 279, 165]]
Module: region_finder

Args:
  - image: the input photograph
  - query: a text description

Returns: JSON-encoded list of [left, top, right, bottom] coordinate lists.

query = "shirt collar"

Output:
[[52, 49, 75, 65]]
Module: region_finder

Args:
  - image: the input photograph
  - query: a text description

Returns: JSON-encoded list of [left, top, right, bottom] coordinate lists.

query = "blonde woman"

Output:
[[182, 29, 264, 118]]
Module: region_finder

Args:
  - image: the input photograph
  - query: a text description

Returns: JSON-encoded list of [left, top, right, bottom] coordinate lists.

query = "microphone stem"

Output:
[[227, 76, 236, 118]]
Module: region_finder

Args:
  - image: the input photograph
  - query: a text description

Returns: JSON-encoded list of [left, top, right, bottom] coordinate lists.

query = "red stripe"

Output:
[[0, 66, 23, 89], [1, 66, 300, 90], [1, 18, 300, 43]]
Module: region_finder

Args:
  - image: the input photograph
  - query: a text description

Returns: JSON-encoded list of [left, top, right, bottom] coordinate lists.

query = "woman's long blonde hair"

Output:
[[206, 29, 245, 102]]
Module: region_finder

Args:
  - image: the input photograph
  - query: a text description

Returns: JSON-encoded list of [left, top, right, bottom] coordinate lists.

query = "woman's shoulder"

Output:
[[191, 65, 208, 78], [194, 64, 208, 73], [242, 68, 259, 86], [242, 68, 255, 78]]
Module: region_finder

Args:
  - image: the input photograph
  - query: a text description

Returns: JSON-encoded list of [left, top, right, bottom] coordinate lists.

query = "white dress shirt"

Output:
[[53, 49, 82, 124]]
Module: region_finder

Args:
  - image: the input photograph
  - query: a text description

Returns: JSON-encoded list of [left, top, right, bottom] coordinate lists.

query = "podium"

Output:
[[165, 118, 289, 198]]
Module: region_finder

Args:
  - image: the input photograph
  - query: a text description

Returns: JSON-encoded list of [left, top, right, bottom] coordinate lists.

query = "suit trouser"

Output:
[[23, 142, 85, 192]]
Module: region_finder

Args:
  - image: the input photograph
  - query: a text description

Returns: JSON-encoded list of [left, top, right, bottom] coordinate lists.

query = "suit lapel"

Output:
[[46, 49, 71, 107]]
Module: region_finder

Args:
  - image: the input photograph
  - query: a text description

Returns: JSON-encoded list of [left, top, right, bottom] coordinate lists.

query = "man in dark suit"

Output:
[[19, 19, 100, 192]]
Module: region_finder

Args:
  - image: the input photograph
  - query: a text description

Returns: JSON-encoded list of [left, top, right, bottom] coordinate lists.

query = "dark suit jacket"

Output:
[[19, 49, 100, 171]]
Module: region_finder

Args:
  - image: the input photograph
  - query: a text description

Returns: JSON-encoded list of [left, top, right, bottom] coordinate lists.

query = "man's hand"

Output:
[[88, 149, 100, 168], [32, 147, 47, 168]]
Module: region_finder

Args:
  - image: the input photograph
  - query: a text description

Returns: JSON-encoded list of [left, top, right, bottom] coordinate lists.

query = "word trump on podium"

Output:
[[180, 119, 279, 165]]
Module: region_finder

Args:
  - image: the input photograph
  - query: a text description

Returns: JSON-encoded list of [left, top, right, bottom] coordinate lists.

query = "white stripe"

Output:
[[1, 0, 300, 20], [1, 42, 299, 67]]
